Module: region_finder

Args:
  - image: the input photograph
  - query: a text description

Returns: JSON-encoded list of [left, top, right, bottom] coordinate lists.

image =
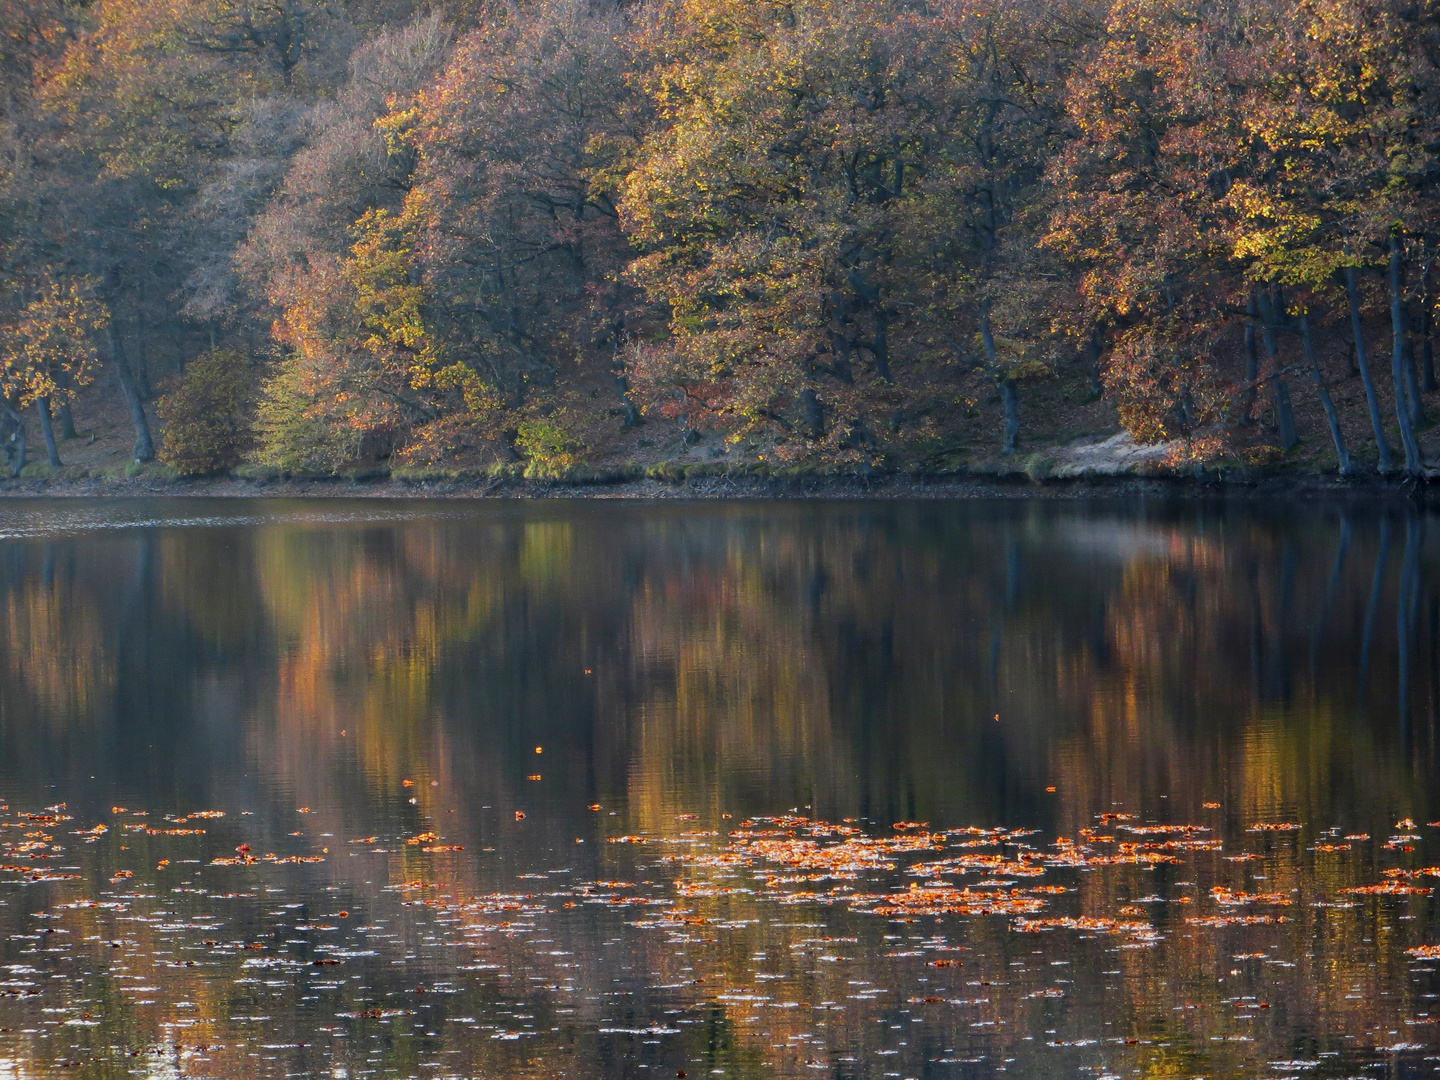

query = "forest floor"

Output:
[[8, 331, 1440, 499]]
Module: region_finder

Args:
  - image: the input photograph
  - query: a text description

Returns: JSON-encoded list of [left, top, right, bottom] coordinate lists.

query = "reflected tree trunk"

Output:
[[1310, 514, 1350, 680], [1359, 516, 1393, 708], [1398, 512, 1422, 747]]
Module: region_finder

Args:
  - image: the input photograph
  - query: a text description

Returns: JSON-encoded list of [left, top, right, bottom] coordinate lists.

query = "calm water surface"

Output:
[[0, 497, 1438, 1079]]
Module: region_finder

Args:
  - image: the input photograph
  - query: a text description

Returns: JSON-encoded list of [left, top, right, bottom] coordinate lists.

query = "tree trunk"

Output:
[[1346, 266, 1395, 472], [1242, 293, 1260, 423], [1001, 378, 1019, 454], [611, 354, 642, 429], [979, 298, 1017, 453], [1422, 249, 1436, 391], [1258, 289, 1298, 450], [798, 387, 825, 439], [1273, 379, 1298, 451], [57, 402, 77, 440], [1406, 339, 1427, 428], [107, 321, 156, 462], [36, 398, 61, 467], [1301, 310, 1352, 475], [1389, 235, 1424, 475], [0, 399, 24, 477], [871, 307, 892, 382], [1087, 328, 1103, 399]]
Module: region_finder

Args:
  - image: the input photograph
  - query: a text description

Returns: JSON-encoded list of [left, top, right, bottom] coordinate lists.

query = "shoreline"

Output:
[[0, 467, 1435, 501]]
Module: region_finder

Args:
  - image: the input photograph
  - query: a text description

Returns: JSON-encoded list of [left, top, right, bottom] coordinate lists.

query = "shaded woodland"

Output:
[[6, 0, 1440, 476]]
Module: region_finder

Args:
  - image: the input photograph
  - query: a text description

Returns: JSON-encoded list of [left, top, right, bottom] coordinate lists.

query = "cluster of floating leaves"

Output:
[[0, 801, 1439, 1077]]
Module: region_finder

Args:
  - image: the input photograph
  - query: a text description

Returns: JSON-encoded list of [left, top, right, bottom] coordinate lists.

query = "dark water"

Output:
[[1, 497, 1439, 1079]]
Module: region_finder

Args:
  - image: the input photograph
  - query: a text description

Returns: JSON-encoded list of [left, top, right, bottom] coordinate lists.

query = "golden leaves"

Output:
[[0, 270, 108, 407]]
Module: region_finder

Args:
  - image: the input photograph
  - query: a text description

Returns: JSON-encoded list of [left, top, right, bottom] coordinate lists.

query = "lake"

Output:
[[0, 496, 1437, 1079]]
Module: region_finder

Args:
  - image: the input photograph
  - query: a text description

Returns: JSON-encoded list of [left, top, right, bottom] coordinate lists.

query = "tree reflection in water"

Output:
[[0, 497, 1435, 1078]]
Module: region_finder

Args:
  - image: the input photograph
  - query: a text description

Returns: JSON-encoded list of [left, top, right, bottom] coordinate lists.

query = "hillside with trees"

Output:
[[5, 0, 1440, 481]]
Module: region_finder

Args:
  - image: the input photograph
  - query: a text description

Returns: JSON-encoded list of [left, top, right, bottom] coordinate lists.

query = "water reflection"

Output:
[[0, 497, 1436, 1078]]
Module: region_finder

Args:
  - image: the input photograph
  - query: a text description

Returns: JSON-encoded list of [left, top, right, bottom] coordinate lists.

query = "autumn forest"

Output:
[[4, 0, 1440, 478]]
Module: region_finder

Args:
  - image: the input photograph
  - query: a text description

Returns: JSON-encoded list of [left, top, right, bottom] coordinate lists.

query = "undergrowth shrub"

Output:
[[515, 411, 585, 470], [252, 356, 356, 473], [156, 349, 257, 475]]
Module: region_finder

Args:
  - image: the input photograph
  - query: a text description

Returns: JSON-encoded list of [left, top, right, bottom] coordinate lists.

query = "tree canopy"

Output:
[[5, 0, 1440, 474]]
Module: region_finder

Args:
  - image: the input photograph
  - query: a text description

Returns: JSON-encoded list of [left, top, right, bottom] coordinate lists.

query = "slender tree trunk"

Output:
[[1301, 310, 1352, 474], [1273, 380, 1297, 450], [1001, 378, 1019, 454], [1258, 289, 1298, 450], [1422, 248, 1436, 391], [1389, 235, 1424, 475], [1406, 339, 1427, 427], [107, 321, 156, 463], [980, 298, 1017, 454], [1087, 328, 1103, 399], [611, 350, 641, 429], [36, 398, 60, 467], [798, 386, 825, 439], [1347, 266, 1395, 472], [872, 307, 892, 382], [0, 398, 24, 477], [52, 368, 78, 440], [1242, 294, 1259, 423]]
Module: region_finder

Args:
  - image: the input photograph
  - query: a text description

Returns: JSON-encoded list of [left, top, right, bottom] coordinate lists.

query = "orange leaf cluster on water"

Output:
[[1046, 839, 1183, 868], [1186, 915, 1289, 927], [210, 852, 325, 866], [854, 884, 1046, 918], [1211, 888, 1293, 907], [908, 855, 1045, 878], [1247, 823, 1303, 832], [1345, 882, 1433, 896], [1014, 916, 1154, 935], [1406, 945, 1440, 959]]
